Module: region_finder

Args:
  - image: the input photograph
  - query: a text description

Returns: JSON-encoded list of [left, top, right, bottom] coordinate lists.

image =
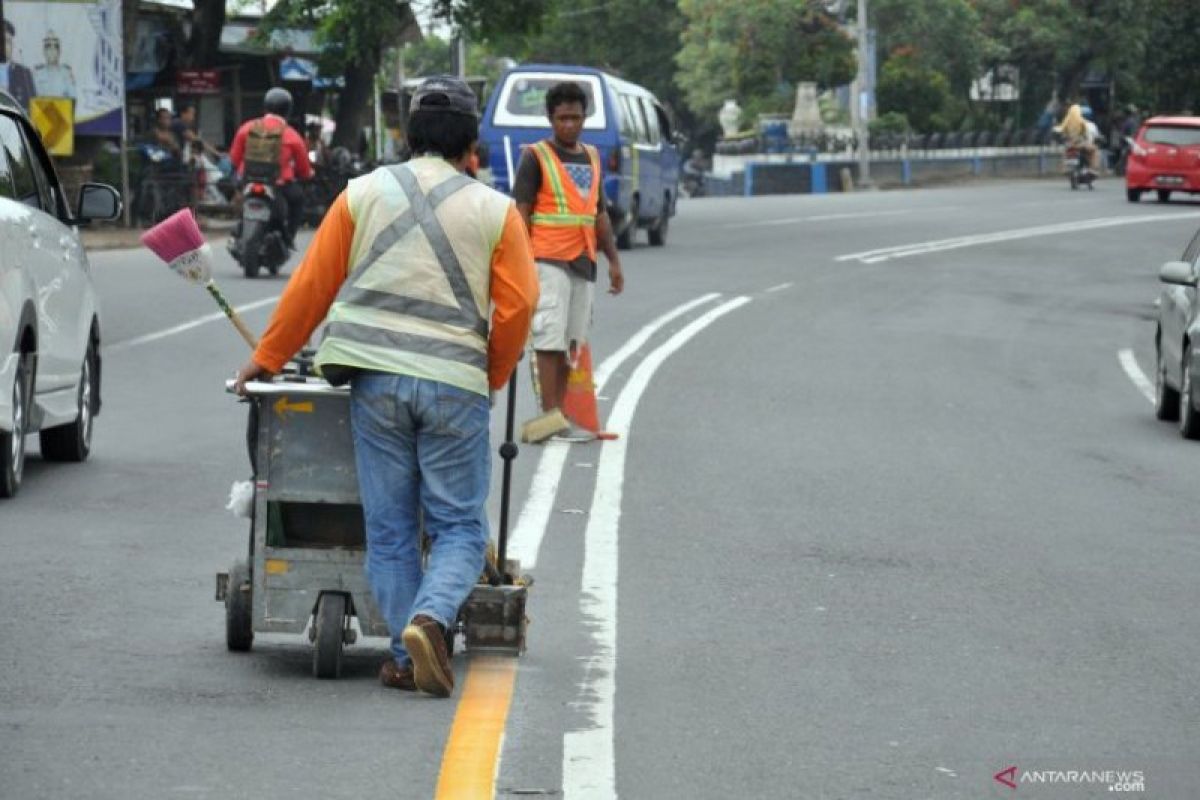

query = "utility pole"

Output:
[[855, 0, 872, 188]]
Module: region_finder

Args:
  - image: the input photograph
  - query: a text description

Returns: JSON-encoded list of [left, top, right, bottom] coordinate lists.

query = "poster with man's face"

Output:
[[0, 0, 123, 136]]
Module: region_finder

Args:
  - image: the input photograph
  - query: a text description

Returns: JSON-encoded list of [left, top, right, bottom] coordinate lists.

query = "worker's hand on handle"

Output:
[[234, 359, 275, 397], [608, 257, 624, 296]]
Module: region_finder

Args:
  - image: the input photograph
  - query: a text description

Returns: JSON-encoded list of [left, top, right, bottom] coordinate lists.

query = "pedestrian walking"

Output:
[[233, 75, 539, 698], [513, 81, 624, 443]]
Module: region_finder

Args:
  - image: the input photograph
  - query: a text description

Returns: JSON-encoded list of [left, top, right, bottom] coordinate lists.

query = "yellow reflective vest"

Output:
[[314, 157, 512, 396]]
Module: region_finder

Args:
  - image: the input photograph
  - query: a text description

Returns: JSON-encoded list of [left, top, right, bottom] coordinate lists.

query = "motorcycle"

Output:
[[134, 143, 191, 226], [1063, 145, 1096, 190], [227, 180, 290, 278], [681, 162, 707, 198]]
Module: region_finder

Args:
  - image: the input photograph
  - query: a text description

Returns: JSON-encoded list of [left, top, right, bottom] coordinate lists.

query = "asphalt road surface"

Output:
[[3, 178, 1198, 799]]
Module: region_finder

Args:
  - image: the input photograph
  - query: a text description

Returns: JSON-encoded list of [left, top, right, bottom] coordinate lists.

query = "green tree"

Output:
[[870, 0, 987, 97], [483, 0, 688, 131], [264, 0, 547, 150], [676, 0, 855, 131], [876, 50, 952, 132], [974, 0, 1150, 123], [1137, 0, 1200, 113]]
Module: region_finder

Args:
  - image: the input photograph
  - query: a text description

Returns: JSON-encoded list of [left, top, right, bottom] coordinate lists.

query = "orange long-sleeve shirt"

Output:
[[253, 188, 538, 391]]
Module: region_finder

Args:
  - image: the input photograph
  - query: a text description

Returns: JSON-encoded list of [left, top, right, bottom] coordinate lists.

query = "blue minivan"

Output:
[[479, 64, 681, 248]]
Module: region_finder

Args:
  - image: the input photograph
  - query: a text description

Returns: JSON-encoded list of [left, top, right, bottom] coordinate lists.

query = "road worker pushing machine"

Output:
[[513, 81, 624, 442], [233, 76, 538, 698]]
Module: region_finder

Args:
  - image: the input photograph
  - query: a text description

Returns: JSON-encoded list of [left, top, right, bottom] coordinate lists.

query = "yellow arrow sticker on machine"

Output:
[[273, 397, 314, 418], [30, 97, 74, 157]]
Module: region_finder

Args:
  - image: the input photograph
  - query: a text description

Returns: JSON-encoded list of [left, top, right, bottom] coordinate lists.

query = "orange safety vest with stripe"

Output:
[[529, 140, 600, 263]]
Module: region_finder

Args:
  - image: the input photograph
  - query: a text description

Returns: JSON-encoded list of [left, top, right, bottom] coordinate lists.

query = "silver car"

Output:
[[0, 90, 121, 497]]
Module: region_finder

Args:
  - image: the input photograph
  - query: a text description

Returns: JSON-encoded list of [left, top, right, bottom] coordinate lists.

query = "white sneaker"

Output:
[[551, 423, 596, 443]]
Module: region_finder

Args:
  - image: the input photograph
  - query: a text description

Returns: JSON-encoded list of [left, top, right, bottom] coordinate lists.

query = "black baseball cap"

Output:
[[409, 76, 479, 118]]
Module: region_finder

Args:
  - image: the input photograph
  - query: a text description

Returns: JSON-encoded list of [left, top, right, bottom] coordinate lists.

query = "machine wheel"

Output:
[[0, 353, 31, 499], [1155, 343, 1181, 421], [1157, 189, 1172, 203], [312, 593, 347, 679], [1180, 358, 1200, 440], [240, 221, 263, 279], [1126, 188, 1142, 202], [40, 339, 97, 462], [225, 561, 254, 651], [648, 197, 669, 246], [616, 198, 637, 250]]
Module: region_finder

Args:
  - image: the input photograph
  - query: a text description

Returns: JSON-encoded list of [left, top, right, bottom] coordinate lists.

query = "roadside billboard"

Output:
[[0, 0, 124, 136]]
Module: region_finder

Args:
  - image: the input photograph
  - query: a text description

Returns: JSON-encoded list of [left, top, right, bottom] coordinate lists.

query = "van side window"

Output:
[[0, 115, 41, 210], [617, 94, 636, 141], [640, 98, 660, 146], [654, 104, 674, 144], [622, 95, 647, 144]]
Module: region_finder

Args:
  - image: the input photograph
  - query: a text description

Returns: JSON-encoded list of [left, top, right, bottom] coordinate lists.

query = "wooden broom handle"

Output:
[[205, 281, 259, 350]]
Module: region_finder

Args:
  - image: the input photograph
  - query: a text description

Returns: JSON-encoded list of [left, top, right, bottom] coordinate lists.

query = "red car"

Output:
[[1125, 116, 1200, 203]]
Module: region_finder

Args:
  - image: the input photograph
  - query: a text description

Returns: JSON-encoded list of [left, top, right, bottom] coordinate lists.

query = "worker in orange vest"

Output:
[[513, 81, 624, 442]]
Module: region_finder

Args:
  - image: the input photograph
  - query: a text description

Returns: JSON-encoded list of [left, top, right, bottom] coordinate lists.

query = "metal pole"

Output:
[[120, 110, 132, 227], [855, 0, 871, 188], [0, 0, 7, 63], [373, 76, 383, 162]]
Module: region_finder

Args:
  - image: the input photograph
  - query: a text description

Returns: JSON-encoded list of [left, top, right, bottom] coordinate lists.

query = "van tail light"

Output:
[[607, 148, 620, 172]]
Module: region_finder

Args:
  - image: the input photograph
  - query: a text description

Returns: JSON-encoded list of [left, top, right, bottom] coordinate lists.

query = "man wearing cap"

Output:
[[232, 76, 539, 698], [33, 30, 75, 99]]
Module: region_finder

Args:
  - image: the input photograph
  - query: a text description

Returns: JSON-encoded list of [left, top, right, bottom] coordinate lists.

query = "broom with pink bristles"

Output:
[[140, 209, 258, 350]]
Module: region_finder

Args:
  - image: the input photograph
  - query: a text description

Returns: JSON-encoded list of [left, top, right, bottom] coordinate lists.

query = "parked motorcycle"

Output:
[[228, 180, 289, 278]]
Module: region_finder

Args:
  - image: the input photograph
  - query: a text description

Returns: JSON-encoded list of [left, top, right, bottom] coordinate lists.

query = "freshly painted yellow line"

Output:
[[435, 656, 518, 799]]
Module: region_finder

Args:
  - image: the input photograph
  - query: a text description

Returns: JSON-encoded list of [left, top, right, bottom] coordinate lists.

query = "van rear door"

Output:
[[485, 71, 609, 192]]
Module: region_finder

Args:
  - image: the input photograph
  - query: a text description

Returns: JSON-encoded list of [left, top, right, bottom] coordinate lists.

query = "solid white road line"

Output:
[[107, 296, 280, 352], [561, 295, 752, 800], [507, 293, 722, 570], [1119, 348, 1155, 404], [836, 213, 1199, 264]]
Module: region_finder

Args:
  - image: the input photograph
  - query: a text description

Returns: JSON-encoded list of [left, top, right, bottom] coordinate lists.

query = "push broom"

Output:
[[140, 209, 259, 350], [520, 348, 570, 443]]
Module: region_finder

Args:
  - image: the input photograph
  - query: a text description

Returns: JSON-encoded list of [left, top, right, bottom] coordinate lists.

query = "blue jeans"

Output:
[[349, 372, 490, 665]]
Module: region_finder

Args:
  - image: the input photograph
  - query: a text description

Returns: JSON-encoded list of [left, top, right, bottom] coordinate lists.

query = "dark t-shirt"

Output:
[[513, 140, 606, 282]]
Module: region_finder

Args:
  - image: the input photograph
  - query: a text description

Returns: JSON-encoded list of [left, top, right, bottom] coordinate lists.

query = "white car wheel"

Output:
[[1180, 357, 1200, 440], [1155, 345, 1181, 421], [0, 355, 30, 498], [39, 341, 97, 462]]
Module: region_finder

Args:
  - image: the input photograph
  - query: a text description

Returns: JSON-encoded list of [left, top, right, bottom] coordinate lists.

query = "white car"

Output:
[[0, 90, 121, 497]]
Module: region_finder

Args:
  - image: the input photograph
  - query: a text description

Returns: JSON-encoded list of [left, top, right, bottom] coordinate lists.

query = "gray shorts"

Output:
[[531, 261, 593, 353]]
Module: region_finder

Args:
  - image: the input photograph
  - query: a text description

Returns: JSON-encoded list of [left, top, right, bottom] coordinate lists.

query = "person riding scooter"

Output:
[[229, 88, 313, 248]]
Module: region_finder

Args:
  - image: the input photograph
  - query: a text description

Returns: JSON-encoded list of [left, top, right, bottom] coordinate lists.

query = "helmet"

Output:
[[409, 75, 479, 118], [1080, 105, 1095, 122], [264, 87, 293, 118]]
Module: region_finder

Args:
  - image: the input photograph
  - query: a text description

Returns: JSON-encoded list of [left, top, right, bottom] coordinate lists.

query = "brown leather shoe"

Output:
[[402, 615, 454, 697], [379, 659, 416, 691]]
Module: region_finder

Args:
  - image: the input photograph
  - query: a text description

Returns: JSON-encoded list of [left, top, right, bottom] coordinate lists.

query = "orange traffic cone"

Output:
[[562, 343, 618, 440]]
